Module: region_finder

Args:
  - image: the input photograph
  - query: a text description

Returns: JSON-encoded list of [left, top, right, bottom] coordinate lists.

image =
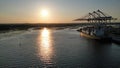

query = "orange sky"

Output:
[[0, 0, 120, 24]]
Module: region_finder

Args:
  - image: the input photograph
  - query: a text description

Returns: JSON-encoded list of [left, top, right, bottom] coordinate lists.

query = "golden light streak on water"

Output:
[[37, 28, 54, 67]]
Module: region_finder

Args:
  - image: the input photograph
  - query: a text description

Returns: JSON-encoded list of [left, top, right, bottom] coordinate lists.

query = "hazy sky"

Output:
[[0, 0, 120, 24]]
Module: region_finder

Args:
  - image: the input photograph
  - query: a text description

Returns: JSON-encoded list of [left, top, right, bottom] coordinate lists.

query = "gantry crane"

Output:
[[74, 10, 117, 23]]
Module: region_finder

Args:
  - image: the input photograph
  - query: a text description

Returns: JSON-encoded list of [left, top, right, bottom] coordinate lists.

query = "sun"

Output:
[[41, 9, 49, 17]]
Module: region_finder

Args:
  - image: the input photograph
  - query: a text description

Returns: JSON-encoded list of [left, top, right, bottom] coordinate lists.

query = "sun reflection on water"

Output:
[[37, 28, 54, 67]]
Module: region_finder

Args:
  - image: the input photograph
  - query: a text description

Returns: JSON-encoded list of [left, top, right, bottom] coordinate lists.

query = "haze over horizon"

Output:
[[0, 0, 120, 24]]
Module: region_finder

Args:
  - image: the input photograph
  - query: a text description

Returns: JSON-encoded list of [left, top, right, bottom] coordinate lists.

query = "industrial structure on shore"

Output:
[[74, 10, 117, 23], [74, 10, 120, 42]]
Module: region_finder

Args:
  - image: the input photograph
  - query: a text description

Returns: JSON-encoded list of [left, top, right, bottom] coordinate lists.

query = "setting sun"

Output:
[[41, 9, 49, 17]]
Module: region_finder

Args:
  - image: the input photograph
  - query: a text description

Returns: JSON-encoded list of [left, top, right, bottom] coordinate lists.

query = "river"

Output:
[[0, 27, 120, 68]]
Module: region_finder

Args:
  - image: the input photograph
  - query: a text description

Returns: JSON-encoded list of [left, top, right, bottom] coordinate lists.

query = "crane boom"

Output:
[[74, 10, 117, 23]]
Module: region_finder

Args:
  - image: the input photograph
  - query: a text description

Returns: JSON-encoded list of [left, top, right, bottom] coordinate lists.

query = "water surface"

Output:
[[0, 27, 120, 68]]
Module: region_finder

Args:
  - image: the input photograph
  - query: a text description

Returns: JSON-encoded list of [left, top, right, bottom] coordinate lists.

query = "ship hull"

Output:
[[111, 35, 120, 44], [80, 32, 111, 40]]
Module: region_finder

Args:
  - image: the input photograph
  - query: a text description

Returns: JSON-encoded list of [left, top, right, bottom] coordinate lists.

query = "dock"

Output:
[[74, 10, 120, 43]]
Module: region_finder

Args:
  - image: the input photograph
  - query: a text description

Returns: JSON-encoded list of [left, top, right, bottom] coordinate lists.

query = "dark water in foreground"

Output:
[[0, 27, 120, 68]]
